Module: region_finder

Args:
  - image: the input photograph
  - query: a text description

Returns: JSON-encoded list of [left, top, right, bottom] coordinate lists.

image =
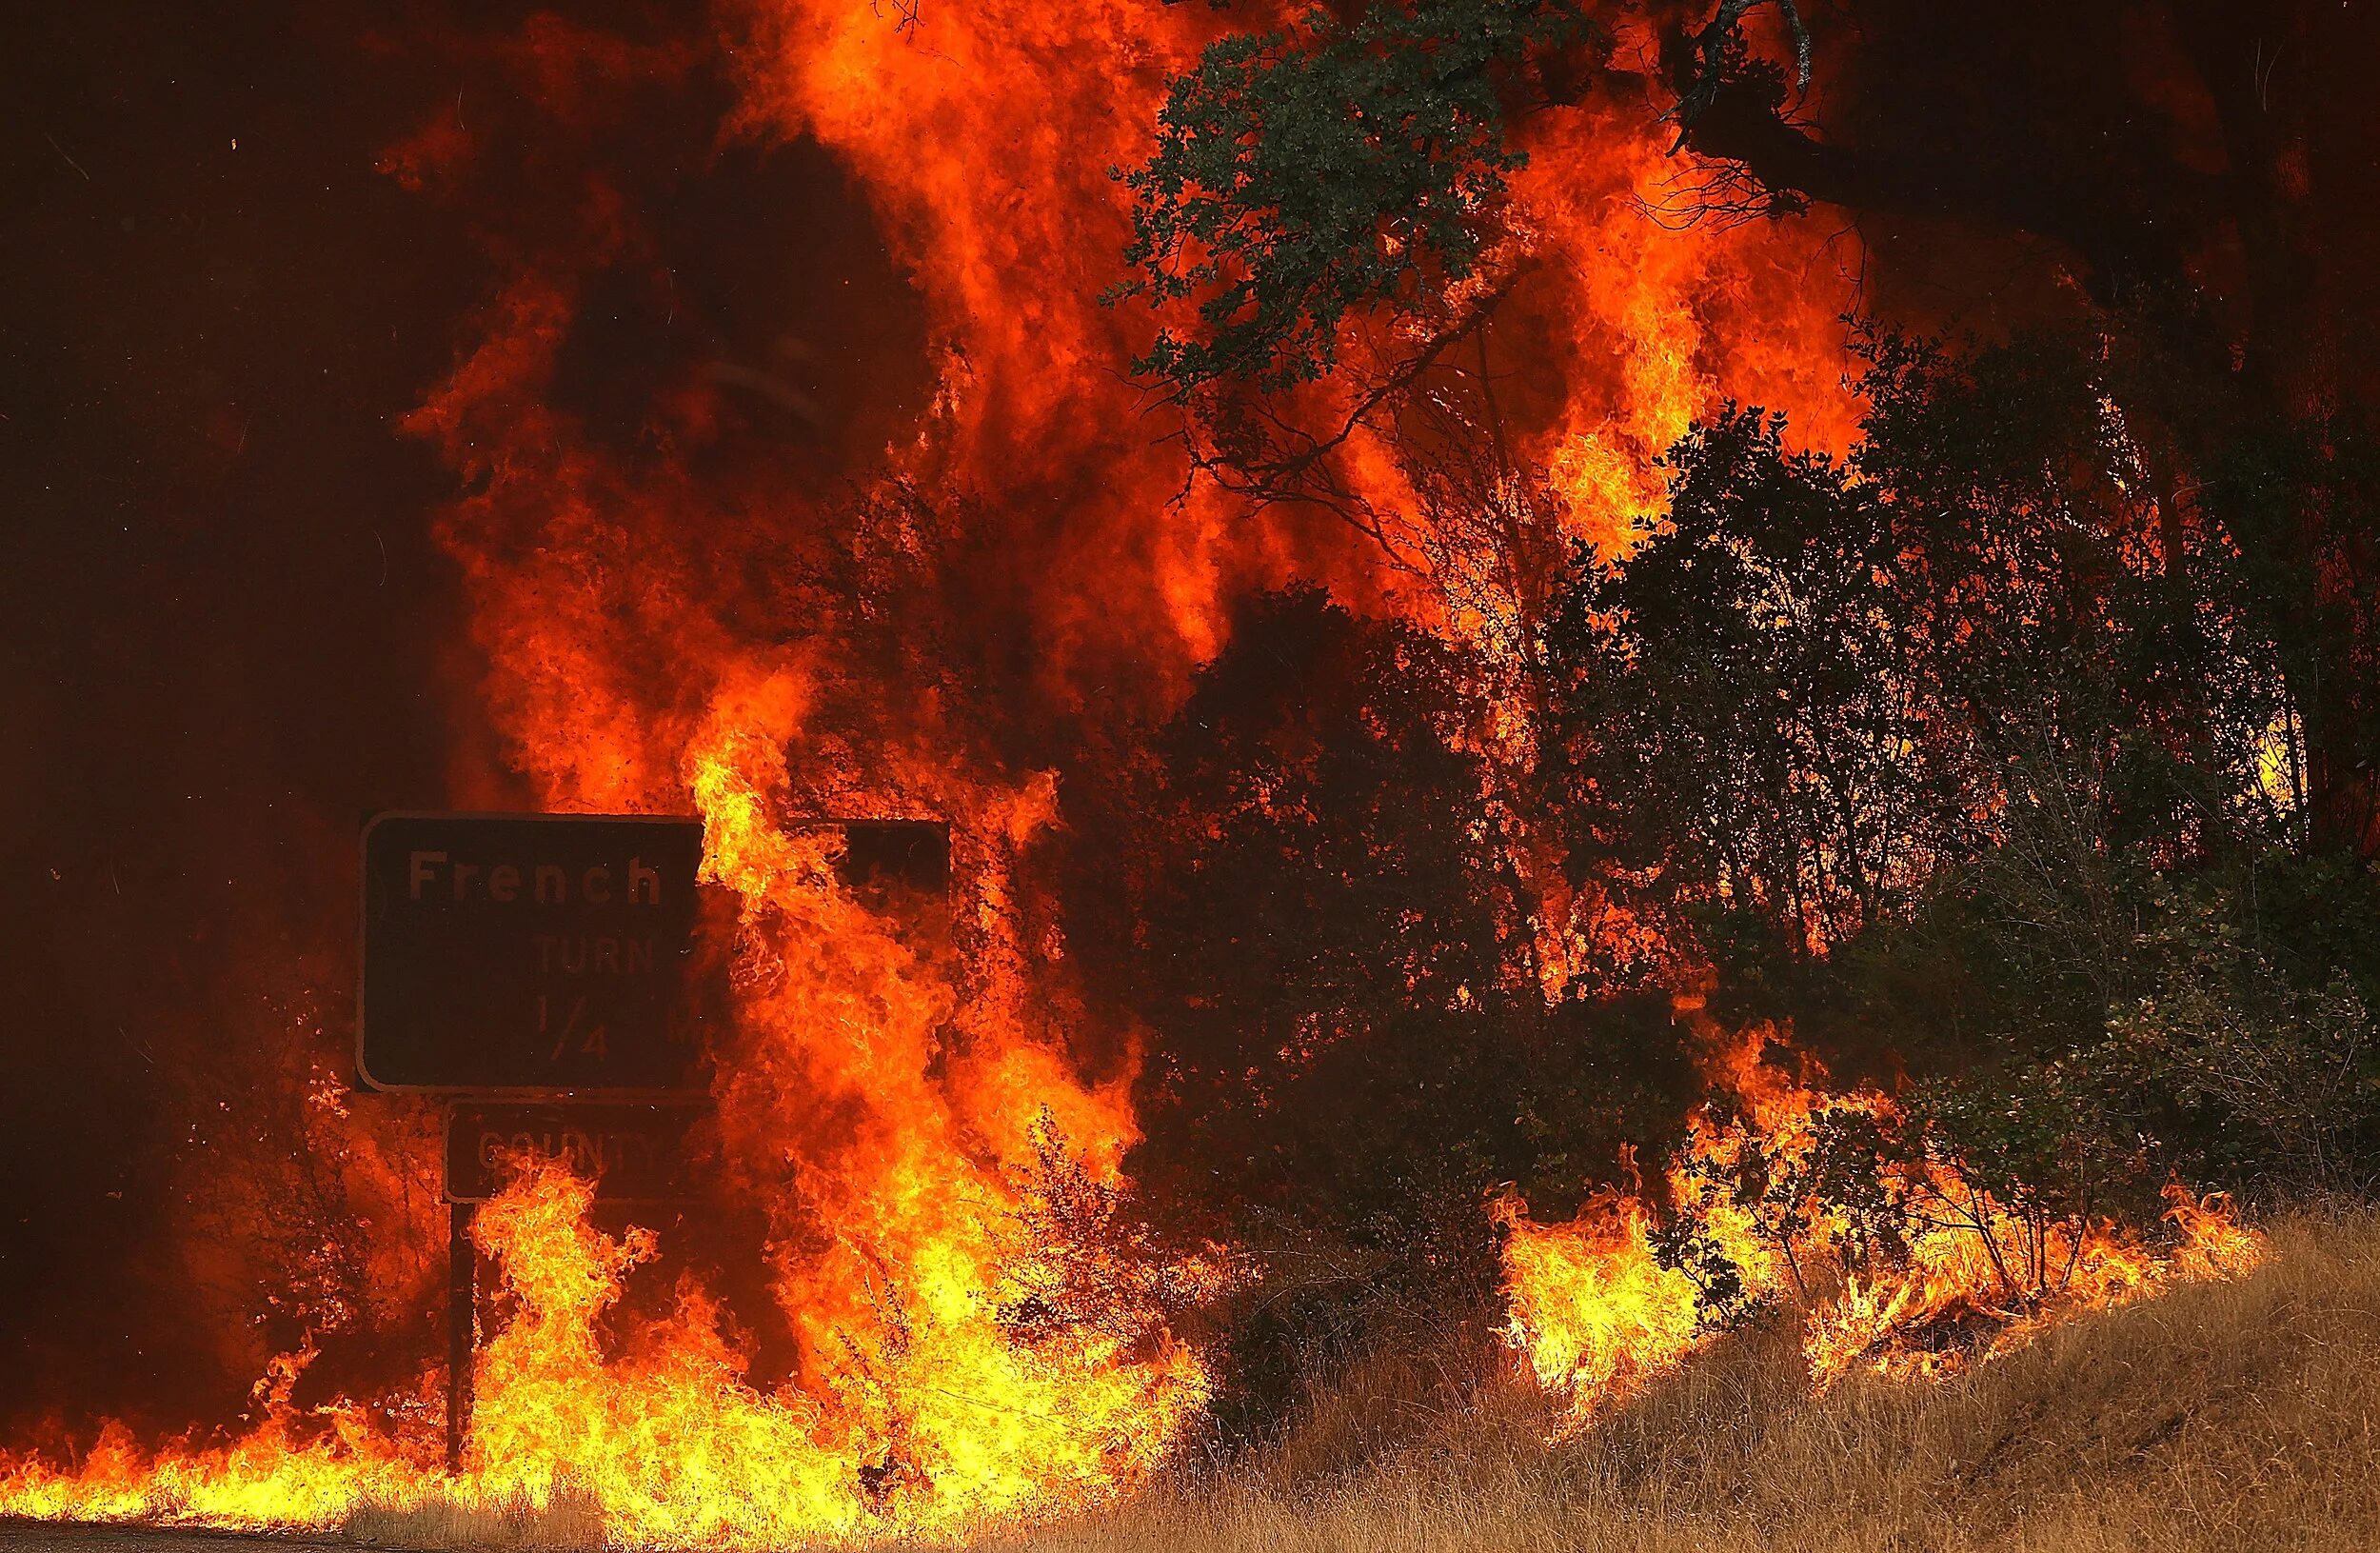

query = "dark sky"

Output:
[[2, 1, 482, 1424]]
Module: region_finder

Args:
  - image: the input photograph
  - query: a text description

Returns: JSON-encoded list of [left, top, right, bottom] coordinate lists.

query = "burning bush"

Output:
[[1498, 1029, 2266, 1427]]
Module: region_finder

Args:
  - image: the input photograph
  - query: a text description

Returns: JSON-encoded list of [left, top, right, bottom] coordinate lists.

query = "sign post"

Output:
[[446, 1201, 474, 1472], [358, 812, 949, 1470], [360, 812, 712, 1469]]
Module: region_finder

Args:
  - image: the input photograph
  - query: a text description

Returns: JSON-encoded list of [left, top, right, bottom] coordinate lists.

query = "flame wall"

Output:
[[2, 0, 1876, 1540]]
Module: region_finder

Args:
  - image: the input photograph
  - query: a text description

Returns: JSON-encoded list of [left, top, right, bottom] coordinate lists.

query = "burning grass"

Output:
[[968, 1203, 2380, 1553], [343, 1486, 605, 1551], [1494, 1029, 2268, 1429], [0, 1146, 1204, 1547], [0, 1024, 2271, 1548], [3, 1201, 2365, 1549]]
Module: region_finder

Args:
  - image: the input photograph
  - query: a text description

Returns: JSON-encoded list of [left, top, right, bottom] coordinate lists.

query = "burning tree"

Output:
[[1102, 0, 2377, 1424]]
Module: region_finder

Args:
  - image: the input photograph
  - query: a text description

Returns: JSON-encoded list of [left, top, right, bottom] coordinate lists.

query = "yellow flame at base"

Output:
[[1499, 1039, 2266, 1432]]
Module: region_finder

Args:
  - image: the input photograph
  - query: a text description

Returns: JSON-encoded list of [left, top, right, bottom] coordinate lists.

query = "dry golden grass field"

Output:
[[13, 1205, 2379, 1553], [968, 1205, 2380, 1553]]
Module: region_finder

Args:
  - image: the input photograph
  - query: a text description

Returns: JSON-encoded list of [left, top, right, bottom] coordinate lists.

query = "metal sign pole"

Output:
[[446, 1198, 475, 1473]]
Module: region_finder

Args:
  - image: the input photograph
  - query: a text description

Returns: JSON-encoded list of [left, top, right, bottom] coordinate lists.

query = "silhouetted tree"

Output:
[[1061, 587, 1697, 1412]]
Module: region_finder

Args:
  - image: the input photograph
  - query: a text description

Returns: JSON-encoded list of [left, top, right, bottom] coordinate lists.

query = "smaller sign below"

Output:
[[446, 1101, 706, 1205]]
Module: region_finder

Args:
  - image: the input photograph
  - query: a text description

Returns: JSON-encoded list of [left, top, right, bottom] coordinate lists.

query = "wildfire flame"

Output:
[[0, 752, 1210, 1542], [0, 2, 2257, 1546], [1497, 1028, 2266, 1431]]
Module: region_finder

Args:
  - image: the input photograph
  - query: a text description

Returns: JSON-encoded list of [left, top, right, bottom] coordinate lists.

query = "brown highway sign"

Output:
[[446, 1101, 705, 1204], [358, 812, 710, 1093]]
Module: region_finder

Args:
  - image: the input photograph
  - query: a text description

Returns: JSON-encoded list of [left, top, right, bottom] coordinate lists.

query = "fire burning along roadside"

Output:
[[12, 0, 2361, 1545], [1496, 1027, 2266, 1435]]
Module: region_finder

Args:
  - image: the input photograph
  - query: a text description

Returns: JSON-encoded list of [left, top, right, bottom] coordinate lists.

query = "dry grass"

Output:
[[344, 1486, 604, 1551], [968, 1205, 2380, 1553]]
